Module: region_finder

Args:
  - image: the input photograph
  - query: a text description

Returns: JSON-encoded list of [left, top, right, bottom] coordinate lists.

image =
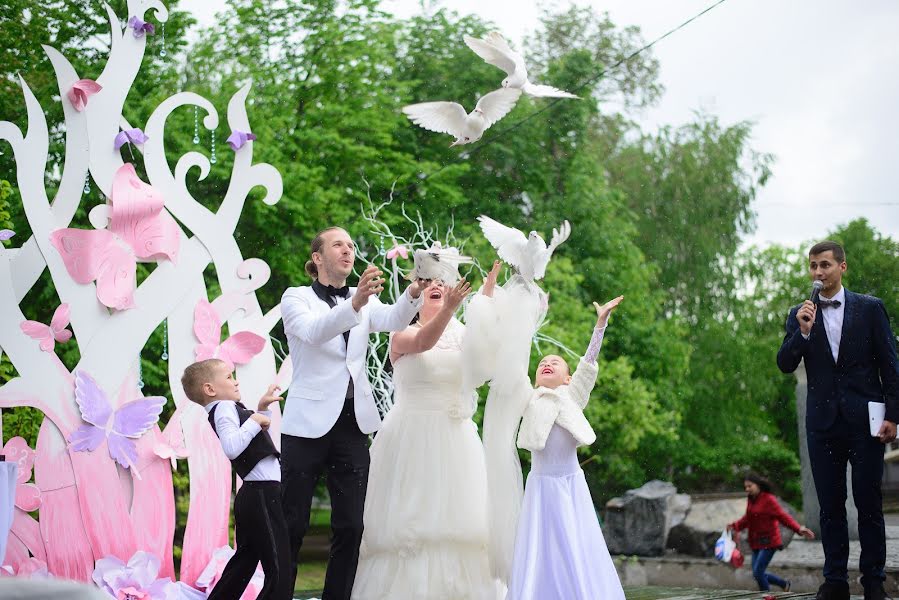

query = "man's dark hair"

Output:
[[809, 240, 846, 263]]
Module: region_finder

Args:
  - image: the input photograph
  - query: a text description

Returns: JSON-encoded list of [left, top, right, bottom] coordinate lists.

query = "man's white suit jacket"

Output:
[[280, 285, 422, 438]]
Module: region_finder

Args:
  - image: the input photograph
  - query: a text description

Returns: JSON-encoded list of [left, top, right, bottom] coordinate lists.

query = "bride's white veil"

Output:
[[463, 274, 547, 583]]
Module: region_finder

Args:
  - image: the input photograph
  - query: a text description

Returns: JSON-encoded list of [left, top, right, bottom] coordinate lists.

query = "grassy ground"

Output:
[[294, 560, 328, 593]]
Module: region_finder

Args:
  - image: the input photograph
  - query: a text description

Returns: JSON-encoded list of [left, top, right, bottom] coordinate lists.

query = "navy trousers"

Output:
[[807, 414, 886, 589]]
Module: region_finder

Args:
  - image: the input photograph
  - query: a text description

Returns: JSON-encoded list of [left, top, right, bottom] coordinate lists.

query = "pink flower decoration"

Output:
[[193, 299, 266, 371], [92, 551, 205, 600], [1, 437, 42, 512], [386, 244, 408, 260], [19, 303, 73, 352], [196, 546, 263, 600], [49, 163, 180, 310], [67, 79, 102, 112]]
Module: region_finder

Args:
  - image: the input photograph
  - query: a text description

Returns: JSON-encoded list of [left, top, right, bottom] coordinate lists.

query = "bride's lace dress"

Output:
[[351, 319, 496, 600]]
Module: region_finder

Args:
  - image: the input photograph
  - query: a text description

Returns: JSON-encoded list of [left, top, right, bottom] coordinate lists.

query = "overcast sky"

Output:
[[183, 0, 899, 249]]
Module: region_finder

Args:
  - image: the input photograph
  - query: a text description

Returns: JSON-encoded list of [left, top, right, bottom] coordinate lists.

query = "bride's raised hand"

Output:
[[443, 279, 472, 311], [593, 295, 624, 327]]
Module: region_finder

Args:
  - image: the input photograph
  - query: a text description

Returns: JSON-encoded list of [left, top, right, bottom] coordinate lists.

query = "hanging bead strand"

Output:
[[161, 318, 168, 361], [159, 22, 167, 58], [210, 128, 217, 164], [193, 106, 200, 144]]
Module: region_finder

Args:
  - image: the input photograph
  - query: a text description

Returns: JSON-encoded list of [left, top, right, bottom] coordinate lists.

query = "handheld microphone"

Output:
[[802, 280, 824, 322]]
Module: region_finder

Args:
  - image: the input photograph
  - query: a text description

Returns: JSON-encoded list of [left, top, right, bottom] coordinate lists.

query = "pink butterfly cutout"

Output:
[[67, 79, 102, 112], [68, 370, 165, 470], [193, 299, 266, 371], [386, 244, 408, 260], [1, 437, 42, 512], [49, 163, 180, 310], [154, 426, 189, 471], [19, 303, 73, 352]]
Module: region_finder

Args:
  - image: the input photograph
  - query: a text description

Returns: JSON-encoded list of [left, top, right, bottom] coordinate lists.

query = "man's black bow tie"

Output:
[[324, 284, 350, 298], [819, 299, 842, 309]]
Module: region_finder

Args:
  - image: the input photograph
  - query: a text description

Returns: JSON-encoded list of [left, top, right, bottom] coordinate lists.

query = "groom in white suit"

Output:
[[280, 226, 423, 600]]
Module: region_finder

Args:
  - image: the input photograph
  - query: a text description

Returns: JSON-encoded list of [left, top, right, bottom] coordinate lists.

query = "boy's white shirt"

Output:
[[205, 400, 280, 482], [516, 358, 598, 452]]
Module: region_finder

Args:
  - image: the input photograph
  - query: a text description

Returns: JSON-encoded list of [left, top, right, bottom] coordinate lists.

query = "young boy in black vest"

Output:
[[181, 358, 293, 600]]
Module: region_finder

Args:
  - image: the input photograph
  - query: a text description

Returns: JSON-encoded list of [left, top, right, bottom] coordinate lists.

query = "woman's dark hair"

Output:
[[743, 471, 773, 494], [304, 227, 343, 279]]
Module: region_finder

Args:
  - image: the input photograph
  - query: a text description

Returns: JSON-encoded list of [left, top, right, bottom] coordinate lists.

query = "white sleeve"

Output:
[[281, 287, 360, 345], [213, 402, 263, 460], [368, 287, 423, 333]]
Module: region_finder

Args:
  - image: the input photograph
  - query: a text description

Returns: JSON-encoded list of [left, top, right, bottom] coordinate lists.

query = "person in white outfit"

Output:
[[507, 296, 626, 600], [279, 227, 424, 600]]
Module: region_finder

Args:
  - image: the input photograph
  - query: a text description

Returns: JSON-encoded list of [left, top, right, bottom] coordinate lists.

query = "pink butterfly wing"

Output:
[[20, 321, 54, 352], [193, 300, 222, 347], [49, 228, 116, 284], [108, 163, 180, 263], [49, 227, 137, 310], [194, 343, 220, 362], [73, 370, 113, 427], [15, 483, 42, 512], [112, 396, 166, 438], [3, 437, 35, 483], [218, 331, 266, 366], [49, 303, 72, 343], [93, 241, 137, 310]]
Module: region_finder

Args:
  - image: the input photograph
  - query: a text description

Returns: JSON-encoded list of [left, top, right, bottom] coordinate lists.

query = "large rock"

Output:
[[667, 495, 802, 557], [604, 480, 690, 556]]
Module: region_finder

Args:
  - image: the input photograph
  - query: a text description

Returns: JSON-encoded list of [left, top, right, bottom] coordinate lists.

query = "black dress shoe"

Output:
[[864, 584, 894, 600], [816, 580, 851, 600]]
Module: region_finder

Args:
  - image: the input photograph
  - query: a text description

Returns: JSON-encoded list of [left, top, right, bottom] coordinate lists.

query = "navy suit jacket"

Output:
[[777, 290, 899, 433]]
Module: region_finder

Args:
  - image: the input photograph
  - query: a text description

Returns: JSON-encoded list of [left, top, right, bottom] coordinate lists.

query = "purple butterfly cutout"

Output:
[[114, 128, 149, 150], [0, 229, 14, 241], [127, 16, 155, 38], [68, 370, 165, 470], [226, 130, 257, 151]]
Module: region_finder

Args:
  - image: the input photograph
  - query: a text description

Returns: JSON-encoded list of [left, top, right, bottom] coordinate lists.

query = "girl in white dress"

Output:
[[352, 262, 501, 600], [506, 297, 625, 600]]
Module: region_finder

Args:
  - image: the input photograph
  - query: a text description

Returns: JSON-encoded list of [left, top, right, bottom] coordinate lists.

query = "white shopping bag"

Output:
[[714, 528, 735, 562]]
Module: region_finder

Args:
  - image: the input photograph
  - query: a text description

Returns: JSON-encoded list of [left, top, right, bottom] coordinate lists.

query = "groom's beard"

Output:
[[321, 260, 352, 286]]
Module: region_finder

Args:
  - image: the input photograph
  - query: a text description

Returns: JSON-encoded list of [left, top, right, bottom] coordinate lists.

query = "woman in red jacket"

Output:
[[728, 472, 816, 592]]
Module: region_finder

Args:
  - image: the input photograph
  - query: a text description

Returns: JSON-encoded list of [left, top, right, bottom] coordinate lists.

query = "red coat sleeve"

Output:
[[766, 494, 801, 532], [730, 508, 749, 532]]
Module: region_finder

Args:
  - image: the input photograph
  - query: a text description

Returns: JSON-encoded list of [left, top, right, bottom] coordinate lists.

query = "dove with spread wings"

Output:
[[402, 87, 521, 146], [478, 216, 571, 282], [408, 242, 474, 284], [464, 32, 579, 99]]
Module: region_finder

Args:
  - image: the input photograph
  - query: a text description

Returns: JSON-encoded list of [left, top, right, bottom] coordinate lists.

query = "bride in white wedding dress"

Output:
[[351, 261, 502, 600]]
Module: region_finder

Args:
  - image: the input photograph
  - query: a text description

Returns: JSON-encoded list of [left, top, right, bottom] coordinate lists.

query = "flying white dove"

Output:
[[464, 32, 579, 99], [409, 242, 474, 284], [478, 216, 571, 281], [402, 87, 521, 146]]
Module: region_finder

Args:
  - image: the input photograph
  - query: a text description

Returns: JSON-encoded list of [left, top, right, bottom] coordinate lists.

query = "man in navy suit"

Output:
[[778, 241, 899, 600]]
